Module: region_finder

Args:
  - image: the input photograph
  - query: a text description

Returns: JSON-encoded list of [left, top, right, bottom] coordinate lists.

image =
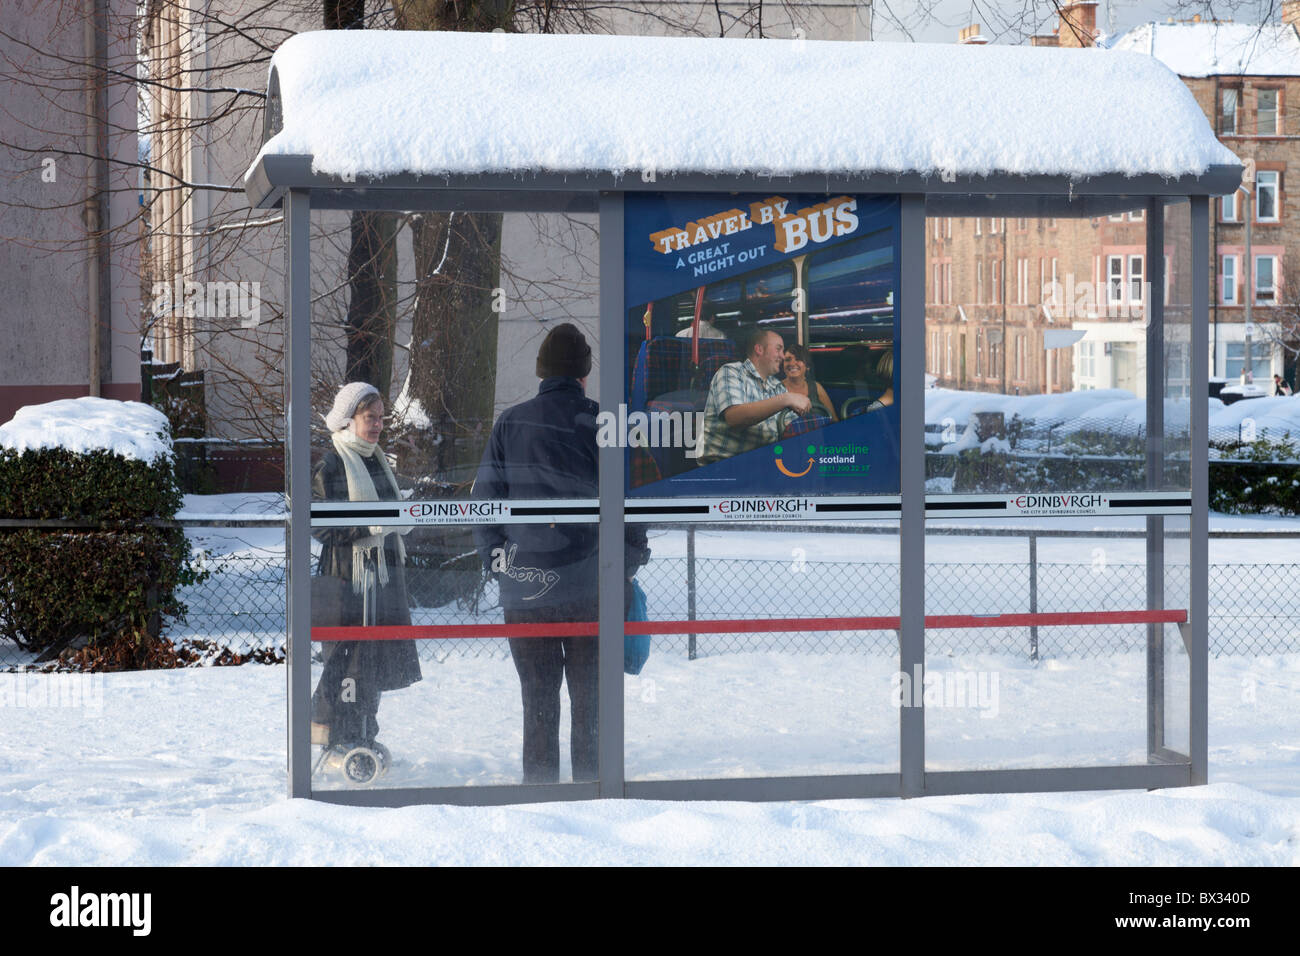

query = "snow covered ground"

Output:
[[0, 652, 1295, 866], [0, 491, 1293, 864]]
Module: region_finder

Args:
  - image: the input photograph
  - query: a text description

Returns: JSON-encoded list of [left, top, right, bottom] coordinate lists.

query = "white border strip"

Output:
[[309, 498, 599, 526], [623, 495, 903, 523], [924, 490, 1192, 519], [308, 490, 1192, 527]]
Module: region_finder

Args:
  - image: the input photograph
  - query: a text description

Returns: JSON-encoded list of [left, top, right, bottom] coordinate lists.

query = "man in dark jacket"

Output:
[[473, 323, 650, 784]]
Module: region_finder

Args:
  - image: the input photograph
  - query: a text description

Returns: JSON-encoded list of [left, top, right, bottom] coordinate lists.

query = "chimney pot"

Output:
[[1057, 0, 1099, 48]]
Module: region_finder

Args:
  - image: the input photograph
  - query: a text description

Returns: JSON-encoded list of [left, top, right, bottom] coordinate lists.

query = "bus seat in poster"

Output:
[[781, 413, 835, 439]]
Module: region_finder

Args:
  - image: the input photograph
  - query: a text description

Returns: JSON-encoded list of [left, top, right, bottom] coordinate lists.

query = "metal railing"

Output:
[[2, 519, 1297, 668]]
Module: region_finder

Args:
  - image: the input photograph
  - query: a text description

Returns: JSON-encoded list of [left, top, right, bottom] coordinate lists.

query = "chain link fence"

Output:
[[2, 523, 1297, 668]]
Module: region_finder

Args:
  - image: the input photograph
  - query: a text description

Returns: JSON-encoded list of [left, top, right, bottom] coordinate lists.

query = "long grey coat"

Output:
[[311, 450, 422, 698]]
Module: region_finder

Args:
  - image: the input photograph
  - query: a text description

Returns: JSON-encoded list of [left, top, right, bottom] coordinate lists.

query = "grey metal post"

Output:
[[284, 188, 312, 799], [1145, 197, 1167, 758], [597, 191, 626, 797], [1242, 181, 1253, 383], [1190, 195, 1210, 784], [686, 525, 697, 661], [1028, 531, 1038, 662], [899, 195, 927, 798]]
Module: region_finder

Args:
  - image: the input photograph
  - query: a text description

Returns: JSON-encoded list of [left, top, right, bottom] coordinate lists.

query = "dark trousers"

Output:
[[506, 601, 598, 784]]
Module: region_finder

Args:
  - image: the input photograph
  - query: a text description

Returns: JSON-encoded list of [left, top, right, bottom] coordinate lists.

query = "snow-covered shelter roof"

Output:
[[246, 30, 1241, 210], [1110, 21, 1300, 78]]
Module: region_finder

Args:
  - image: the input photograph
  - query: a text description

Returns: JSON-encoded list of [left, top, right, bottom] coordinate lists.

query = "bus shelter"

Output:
[[245, 30, 1240, 806]]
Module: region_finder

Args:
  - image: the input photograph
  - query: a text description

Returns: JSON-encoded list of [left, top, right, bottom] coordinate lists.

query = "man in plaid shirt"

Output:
[[697, 329, 811, 464]]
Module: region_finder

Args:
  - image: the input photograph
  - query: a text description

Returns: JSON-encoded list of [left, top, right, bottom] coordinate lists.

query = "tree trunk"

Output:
[[408, 210, 503, 487], [391, 0, 511, 486], [326, 2, 399, 400], [344, 211, 399, 397]]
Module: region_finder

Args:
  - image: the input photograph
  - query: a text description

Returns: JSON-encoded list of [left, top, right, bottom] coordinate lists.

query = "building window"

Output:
[[977, 261, 984, 304], [990, 218, 1002, 234], [1016, 218, 1028, 231], [1220, 87, 1238, 135], [1221, 254, 1238, 305], [1221, 191, 1238, 222], [1078, 341, 1095, 380], [975, 330, 984, 377], [1015, 335, 1026, 380], [933, 219, 940, 240], [1107, 255, 1124, 305], [1166, 342, 1191, 399], [946, 218, 952, 238], [1257, 88, 1279, 136], [1017, 258, 1027, 305], [933, 263, 941, 304], [1108, 211, 1125, 222], [1255, 255, 1278, 305], [1050, 258, 1059, 306], [1129, 254, 1144, 304], [1256, 171, 1279, 222], [1129, 209, 1145, 221], [991, 260, 1000, 304], [946, 332, 953, 376], [1226, 343, 1270, 382], [975, 218, 981, 236]]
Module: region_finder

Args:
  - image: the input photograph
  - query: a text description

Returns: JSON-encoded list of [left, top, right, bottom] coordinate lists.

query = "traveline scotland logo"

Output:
[[774, 442, 871, 478]]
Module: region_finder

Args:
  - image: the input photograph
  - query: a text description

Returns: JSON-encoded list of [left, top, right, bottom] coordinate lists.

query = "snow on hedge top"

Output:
[[252, 31, 1237, 181], [0, 398, 172, 464], [1111, 21, 1300, 78]]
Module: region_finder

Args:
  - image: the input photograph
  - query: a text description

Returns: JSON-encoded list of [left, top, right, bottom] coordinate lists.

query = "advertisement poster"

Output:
[[622, 192, 900, 497]]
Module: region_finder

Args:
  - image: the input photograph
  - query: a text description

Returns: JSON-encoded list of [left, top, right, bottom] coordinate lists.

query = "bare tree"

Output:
[[7, 0, 1000, 467]]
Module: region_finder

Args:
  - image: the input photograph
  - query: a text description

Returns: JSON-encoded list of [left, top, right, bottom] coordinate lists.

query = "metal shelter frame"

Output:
[[248, 95, 1238, 806]]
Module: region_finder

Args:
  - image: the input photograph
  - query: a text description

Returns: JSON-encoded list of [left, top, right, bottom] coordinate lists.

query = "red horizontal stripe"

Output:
[[312, 609, 1187, 641], [313, 622, 598, 641], [928, 610, 1186, 629]]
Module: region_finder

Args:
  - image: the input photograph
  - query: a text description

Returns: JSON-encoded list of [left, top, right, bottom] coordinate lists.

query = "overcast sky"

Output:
[[870, 0, 1286, 44]]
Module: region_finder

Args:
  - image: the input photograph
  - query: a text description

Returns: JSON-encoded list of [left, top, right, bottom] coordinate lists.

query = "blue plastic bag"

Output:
[[624, 578, 651, 675]]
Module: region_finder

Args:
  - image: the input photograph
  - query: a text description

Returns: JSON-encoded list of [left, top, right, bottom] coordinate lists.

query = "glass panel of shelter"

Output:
[[622, 191, 902, 780], [307, 206, 601, 790], [1158, 199, 1196, 758], [921, 203, 1183, 771]]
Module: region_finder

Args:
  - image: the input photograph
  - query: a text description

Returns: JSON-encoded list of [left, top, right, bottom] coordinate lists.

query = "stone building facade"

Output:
[[0, 0, 141, 425], [926, 1, 1300, 397]]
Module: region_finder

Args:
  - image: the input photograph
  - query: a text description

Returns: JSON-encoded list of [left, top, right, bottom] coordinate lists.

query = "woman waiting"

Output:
[[782, 344, 838, 422], [311, 382, 422, 780]]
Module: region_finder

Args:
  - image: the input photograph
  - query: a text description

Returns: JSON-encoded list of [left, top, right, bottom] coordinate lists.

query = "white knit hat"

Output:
[[324, 382, 380, 433]]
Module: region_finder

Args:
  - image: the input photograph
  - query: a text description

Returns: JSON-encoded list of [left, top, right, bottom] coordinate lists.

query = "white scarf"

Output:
[[331, 429, 408, 595]]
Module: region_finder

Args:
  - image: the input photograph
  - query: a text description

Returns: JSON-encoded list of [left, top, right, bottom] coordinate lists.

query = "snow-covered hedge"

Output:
[[0, 399, 204, 667], [1210, 462, 1300, 515]]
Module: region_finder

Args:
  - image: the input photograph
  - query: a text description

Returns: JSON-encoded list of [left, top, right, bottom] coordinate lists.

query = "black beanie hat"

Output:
[[536, 322, 593, 379]]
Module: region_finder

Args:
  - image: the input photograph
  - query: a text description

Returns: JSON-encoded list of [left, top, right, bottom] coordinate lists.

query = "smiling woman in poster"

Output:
[[781, 344, 838, 423]]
